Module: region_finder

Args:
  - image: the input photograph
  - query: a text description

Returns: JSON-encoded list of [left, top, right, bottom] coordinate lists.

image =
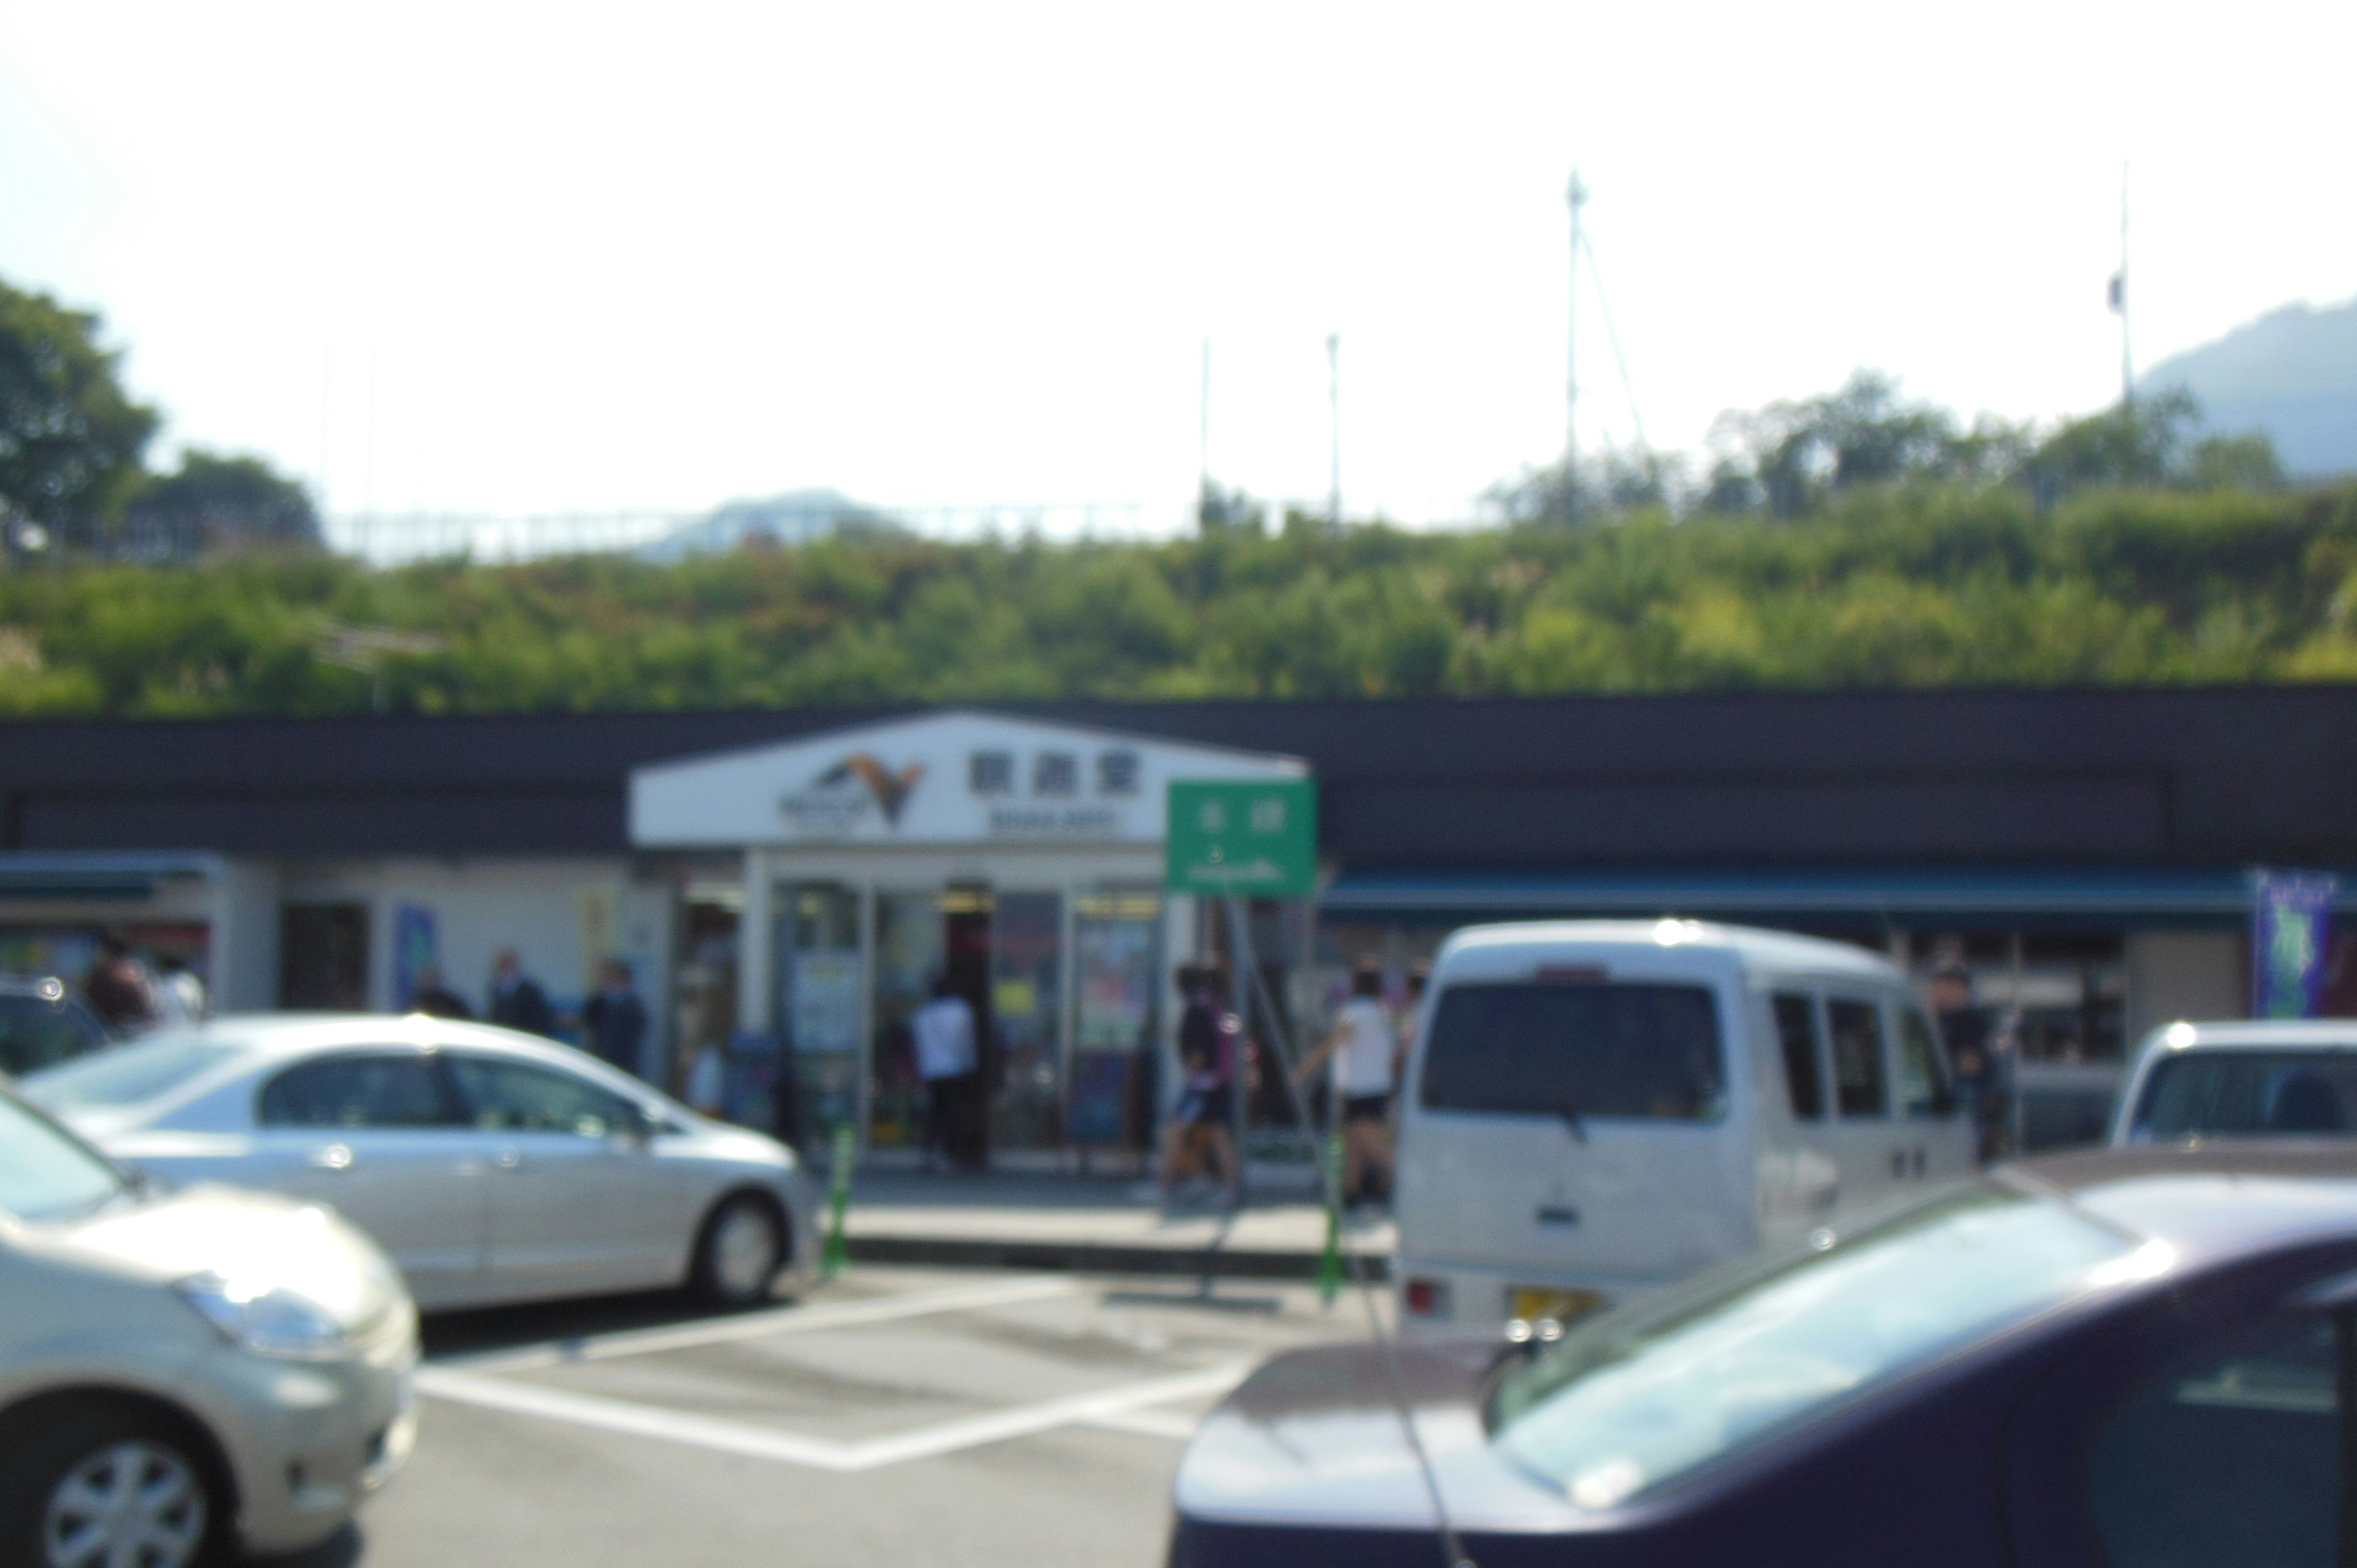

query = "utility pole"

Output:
[[2110, 163, 2132, 406], [1566, 169, 1588, 512], [1326, 332, 1341, 526]]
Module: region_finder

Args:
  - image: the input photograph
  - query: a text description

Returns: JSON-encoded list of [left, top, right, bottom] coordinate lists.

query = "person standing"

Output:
[[152, 954, 207, 1027], [910, 975, 979, 1173], [488, 948, 556, 1037], [1296, 960, 1399, 1210], [83, 937, 157, 1035], [1930, 956, 2007, 1162], [408, 964, 474, 1020], [581, 959, 649, 1078]]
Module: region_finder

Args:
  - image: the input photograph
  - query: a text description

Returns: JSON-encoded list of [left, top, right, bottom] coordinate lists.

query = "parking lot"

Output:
[[274, 1266, 1381, 1568]]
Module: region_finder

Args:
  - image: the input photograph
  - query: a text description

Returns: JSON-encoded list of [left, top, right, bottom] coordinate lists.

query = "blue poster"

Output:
[[2251, 871, 2339, 1019], [392, 905, 437, 1010]]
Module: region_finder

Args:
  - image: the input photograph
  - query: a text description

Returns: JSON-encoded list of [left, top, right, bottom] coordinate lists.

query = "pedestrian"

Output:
[[83, 936, 157, 1035], [408, 964, 474, 1020], [581, 958, 649, 1078], [1929, 955, 2007, 1162], [152, 953, 207, 1027], [1153, 964, 1241, 1207], [910, 975, 980, 1172], [1295, 960, 1399, 1210], [488, 948, 556, 1037]]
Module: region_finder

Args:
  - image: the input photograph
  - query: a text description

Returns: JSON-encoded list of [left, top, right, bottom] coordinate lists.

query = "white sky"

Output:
[[2, 0, 2351, 533]]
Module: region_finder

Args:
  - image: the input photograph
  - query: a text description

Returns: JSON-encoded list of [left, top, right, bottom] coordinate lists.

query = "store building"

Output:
[[1, 686, 2353, 1157]]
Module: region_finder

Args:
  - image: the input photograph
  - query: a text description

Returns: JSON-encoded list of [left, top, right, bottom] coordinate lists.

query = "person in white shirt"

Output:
[[910, 975, 980, 1172], [1295, 960, 1401, 1208]]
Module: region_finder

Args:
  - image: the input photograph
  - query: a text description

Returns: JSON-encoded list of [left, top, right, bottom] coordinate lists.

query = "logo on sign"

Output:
[[780, 753, 924, 834]]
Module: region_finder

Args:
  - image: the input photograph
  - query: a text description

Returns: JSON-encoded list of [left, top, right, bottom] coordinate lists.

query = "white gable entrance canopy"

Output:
[[632, 709, 1304, 849], [628, 710, 1307, 1164]]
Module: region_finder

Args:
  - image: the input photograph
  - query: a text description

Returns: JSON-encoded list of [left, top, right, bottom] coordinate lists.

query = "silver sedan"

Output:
[[19, 1015, 819, 1313]]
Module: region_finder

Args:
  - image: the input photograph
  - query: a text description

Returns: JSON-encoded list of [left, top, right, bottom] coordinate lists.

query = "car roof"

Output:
[[141, 1012, 599, 1068], [2016, 1142, 2357, 1269], [2138, 1019, 2357, 1053], [1438, 919, 1899, 981]]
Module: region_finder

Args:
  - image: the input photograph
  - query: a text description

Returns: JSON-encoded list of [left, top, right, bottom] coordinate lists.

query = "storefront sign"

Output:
[[2252, 870, 2340, 1019], [632, 710, 1306, 848], [1165, 779, 1318, 898]]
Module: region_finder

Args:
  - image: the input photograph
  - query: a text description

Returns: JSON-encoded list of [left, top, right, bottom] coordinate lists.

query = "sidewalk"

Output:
[[834, 1168, 1396, 1281]]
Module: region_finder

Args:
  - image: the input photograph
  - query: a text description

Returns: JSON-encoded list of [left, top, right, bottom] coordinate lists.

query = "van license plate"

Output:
[[1509, 1287, 1603, 1324]]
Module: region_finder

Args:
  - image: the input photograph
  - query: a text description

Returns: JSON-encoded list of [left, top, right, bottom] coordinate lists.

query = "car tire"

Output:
[[0, 1399, 225, 1568], [689, 1191, 785, 1308]]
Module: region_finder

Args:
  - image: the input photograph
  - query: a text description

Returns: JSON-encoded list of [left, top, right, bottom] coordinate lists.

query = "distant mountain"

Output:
[[2139, 296, 2357, 478], [637, 489, 904, 562]]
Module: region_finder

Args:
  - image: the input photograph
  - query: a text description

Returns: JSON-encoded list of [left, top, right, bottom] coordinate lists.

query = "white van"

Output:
[[1394, 919, 1972, 1332]]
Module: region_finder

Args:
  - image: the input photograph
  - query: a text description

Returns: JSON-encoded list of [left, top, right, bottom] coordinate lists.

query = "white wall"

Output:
[[211, 859, 280, 1012], [2126, 930, 2245, 1040]]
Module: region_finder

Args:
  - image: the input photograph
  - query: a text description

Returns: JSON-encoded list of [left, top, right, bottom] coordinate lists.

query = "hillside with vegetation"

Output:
[[4, 271, 2355, 719]]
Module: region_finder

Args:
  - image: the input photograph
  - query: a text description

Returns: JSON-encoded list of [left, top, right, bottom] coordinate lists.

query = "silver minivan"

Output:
[[1395, 919, 1973, 1332]]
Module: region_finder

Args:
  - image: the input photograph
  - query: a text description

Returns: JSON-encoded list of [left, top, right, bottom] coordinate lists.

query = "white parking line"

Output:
[[414, 1362, 1250, 1471], [1078, 1406, 1206, 1441], [435, 1276, 1082, 1372]]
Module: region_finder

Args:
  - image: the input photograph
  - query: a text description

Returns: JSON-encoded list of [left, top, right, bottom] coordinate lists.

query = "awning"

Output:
[[0, 852, 222, 902], [1320, 867, 2346, 925]]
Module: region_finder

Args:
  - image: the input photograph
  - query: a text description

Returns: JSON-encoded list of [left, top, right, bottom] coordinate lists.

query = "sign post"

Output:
[[1167, 779, 1318, 1215]]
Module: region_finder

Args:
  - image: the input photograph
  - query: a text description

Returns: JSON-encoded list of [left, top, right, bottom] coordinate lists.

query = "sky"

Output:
[[2, 0, 2352, 535]]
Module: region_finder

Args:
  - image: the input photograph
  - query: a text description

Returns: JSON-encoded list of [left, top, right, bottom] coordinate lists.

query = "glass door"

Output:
[[870, 890, 944, 1149], [990, 891, 1063, 1151], [777, 882, 861, 1149]]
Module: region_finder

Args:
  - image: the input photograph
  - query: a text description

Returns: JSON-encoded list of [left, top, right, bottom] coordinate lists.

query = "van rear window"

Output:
[[1420, 983, 1725, 1122]]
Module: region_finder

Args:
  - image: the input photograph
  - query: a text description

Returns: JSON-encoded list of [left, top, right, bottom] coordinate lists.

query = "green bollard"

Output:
[[1316, 1130, 1345, 1305], [821, 1122, 854, 1279]]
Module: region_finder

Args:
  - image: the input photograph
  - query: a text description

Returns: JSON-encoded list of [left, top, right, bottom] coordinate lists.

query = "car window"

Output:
[[1895, 1008, 1952, 1118], [1420, 982, 1726, 1122], [258, 1053, 460, 1129], [2132, 1051, 2357, 1140], [1827, 998, 1888, 1118], [2086, 1310, 2338, 1568], [20, 1030, 241, 1109], [0, 994, 109, 1076], [1771, 993, 1824, 1120], [0, 1093, 126, 1221], [447, 1055, 643, 1137], [1489, 1181, 2135, 1509]]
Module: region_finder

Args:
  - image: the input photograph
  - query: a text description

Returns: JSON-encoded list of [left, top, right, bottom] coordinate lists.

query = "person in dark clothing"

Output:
[[581, 958, 648, 1078], [487, 948, 556, 1036], [409, 964, 474, 1020], [1930, 957, 2007, 1162], [83, 936, 157, 1034], [1154, 964, 1240, 1204]]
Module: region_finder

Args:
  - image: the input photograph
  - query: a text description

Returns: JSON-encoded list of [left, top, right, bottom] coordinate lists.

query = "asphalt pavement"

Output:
[[257, 1264, 1389, 1567]]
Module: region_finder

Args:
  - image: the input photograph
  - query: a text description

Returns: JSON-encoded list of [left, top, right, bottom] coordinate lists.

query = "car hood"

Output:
[[1173, 1339, 1582, 1533], [48, 1183, 408, 1334]]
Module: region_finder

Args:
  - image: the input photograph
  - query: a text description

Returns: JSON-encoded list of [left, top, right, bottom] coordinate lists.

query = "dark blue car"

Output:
[[1170, 1144, 2357, 1567]]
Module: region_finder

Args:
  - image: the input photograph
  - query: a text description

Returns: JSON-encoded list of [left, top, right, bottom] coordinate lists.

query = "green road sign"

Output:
[[1166, 778, 1318, 897]]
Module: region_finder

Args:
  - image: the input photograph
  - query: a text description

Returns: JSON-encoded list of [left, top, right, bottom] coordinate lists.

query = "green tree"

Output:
[[126, 449, 321, 558], [0, 278, 158, 550]]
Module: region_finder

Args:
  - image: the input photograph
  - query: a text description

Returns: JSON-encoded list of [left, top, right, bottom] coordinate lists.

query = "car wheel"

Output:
[[0, 1402, 221, 1568], [691, 1192, 784, 1308]]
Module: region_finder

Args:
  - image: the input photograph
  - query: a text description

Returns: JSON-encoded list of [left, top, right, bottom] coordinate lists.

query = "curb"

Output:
[[844, 1234, 1393, 1282]]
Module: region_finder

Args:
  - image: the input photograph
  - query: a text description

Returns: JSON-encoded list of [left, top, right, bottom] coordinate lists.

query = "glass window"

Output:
[[20, 1031, 239, 1109], [1828, 998, 1888, 1118], [0, 1094, 125, 1221], [260, 1053, 460, 1129], [2086, 1311, 2339, 1568], [1895, 1008, 1952, 1118], [447, 1056, 643, 1137], [2131, 1051, 2357, 1140], [1771, 994, 1824, 1120], [1490, 1182, 2134, 1509], [1421, 983, 1726, 1122], [0, 994, 109, 1077]]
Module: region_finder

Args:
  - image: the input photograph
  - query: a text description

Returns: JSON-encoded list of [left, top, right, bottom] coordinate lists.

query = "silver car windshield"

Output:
[[1489, 1182, 2140, 1509], [0, 1094, 126, 1221], [21, 1031, 242, 1110]]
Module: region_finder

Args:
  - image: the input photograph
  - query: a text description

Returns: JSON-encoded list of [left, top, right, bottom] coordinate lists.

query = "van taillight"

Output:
[[1403, 1277, 1450, 1318]]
